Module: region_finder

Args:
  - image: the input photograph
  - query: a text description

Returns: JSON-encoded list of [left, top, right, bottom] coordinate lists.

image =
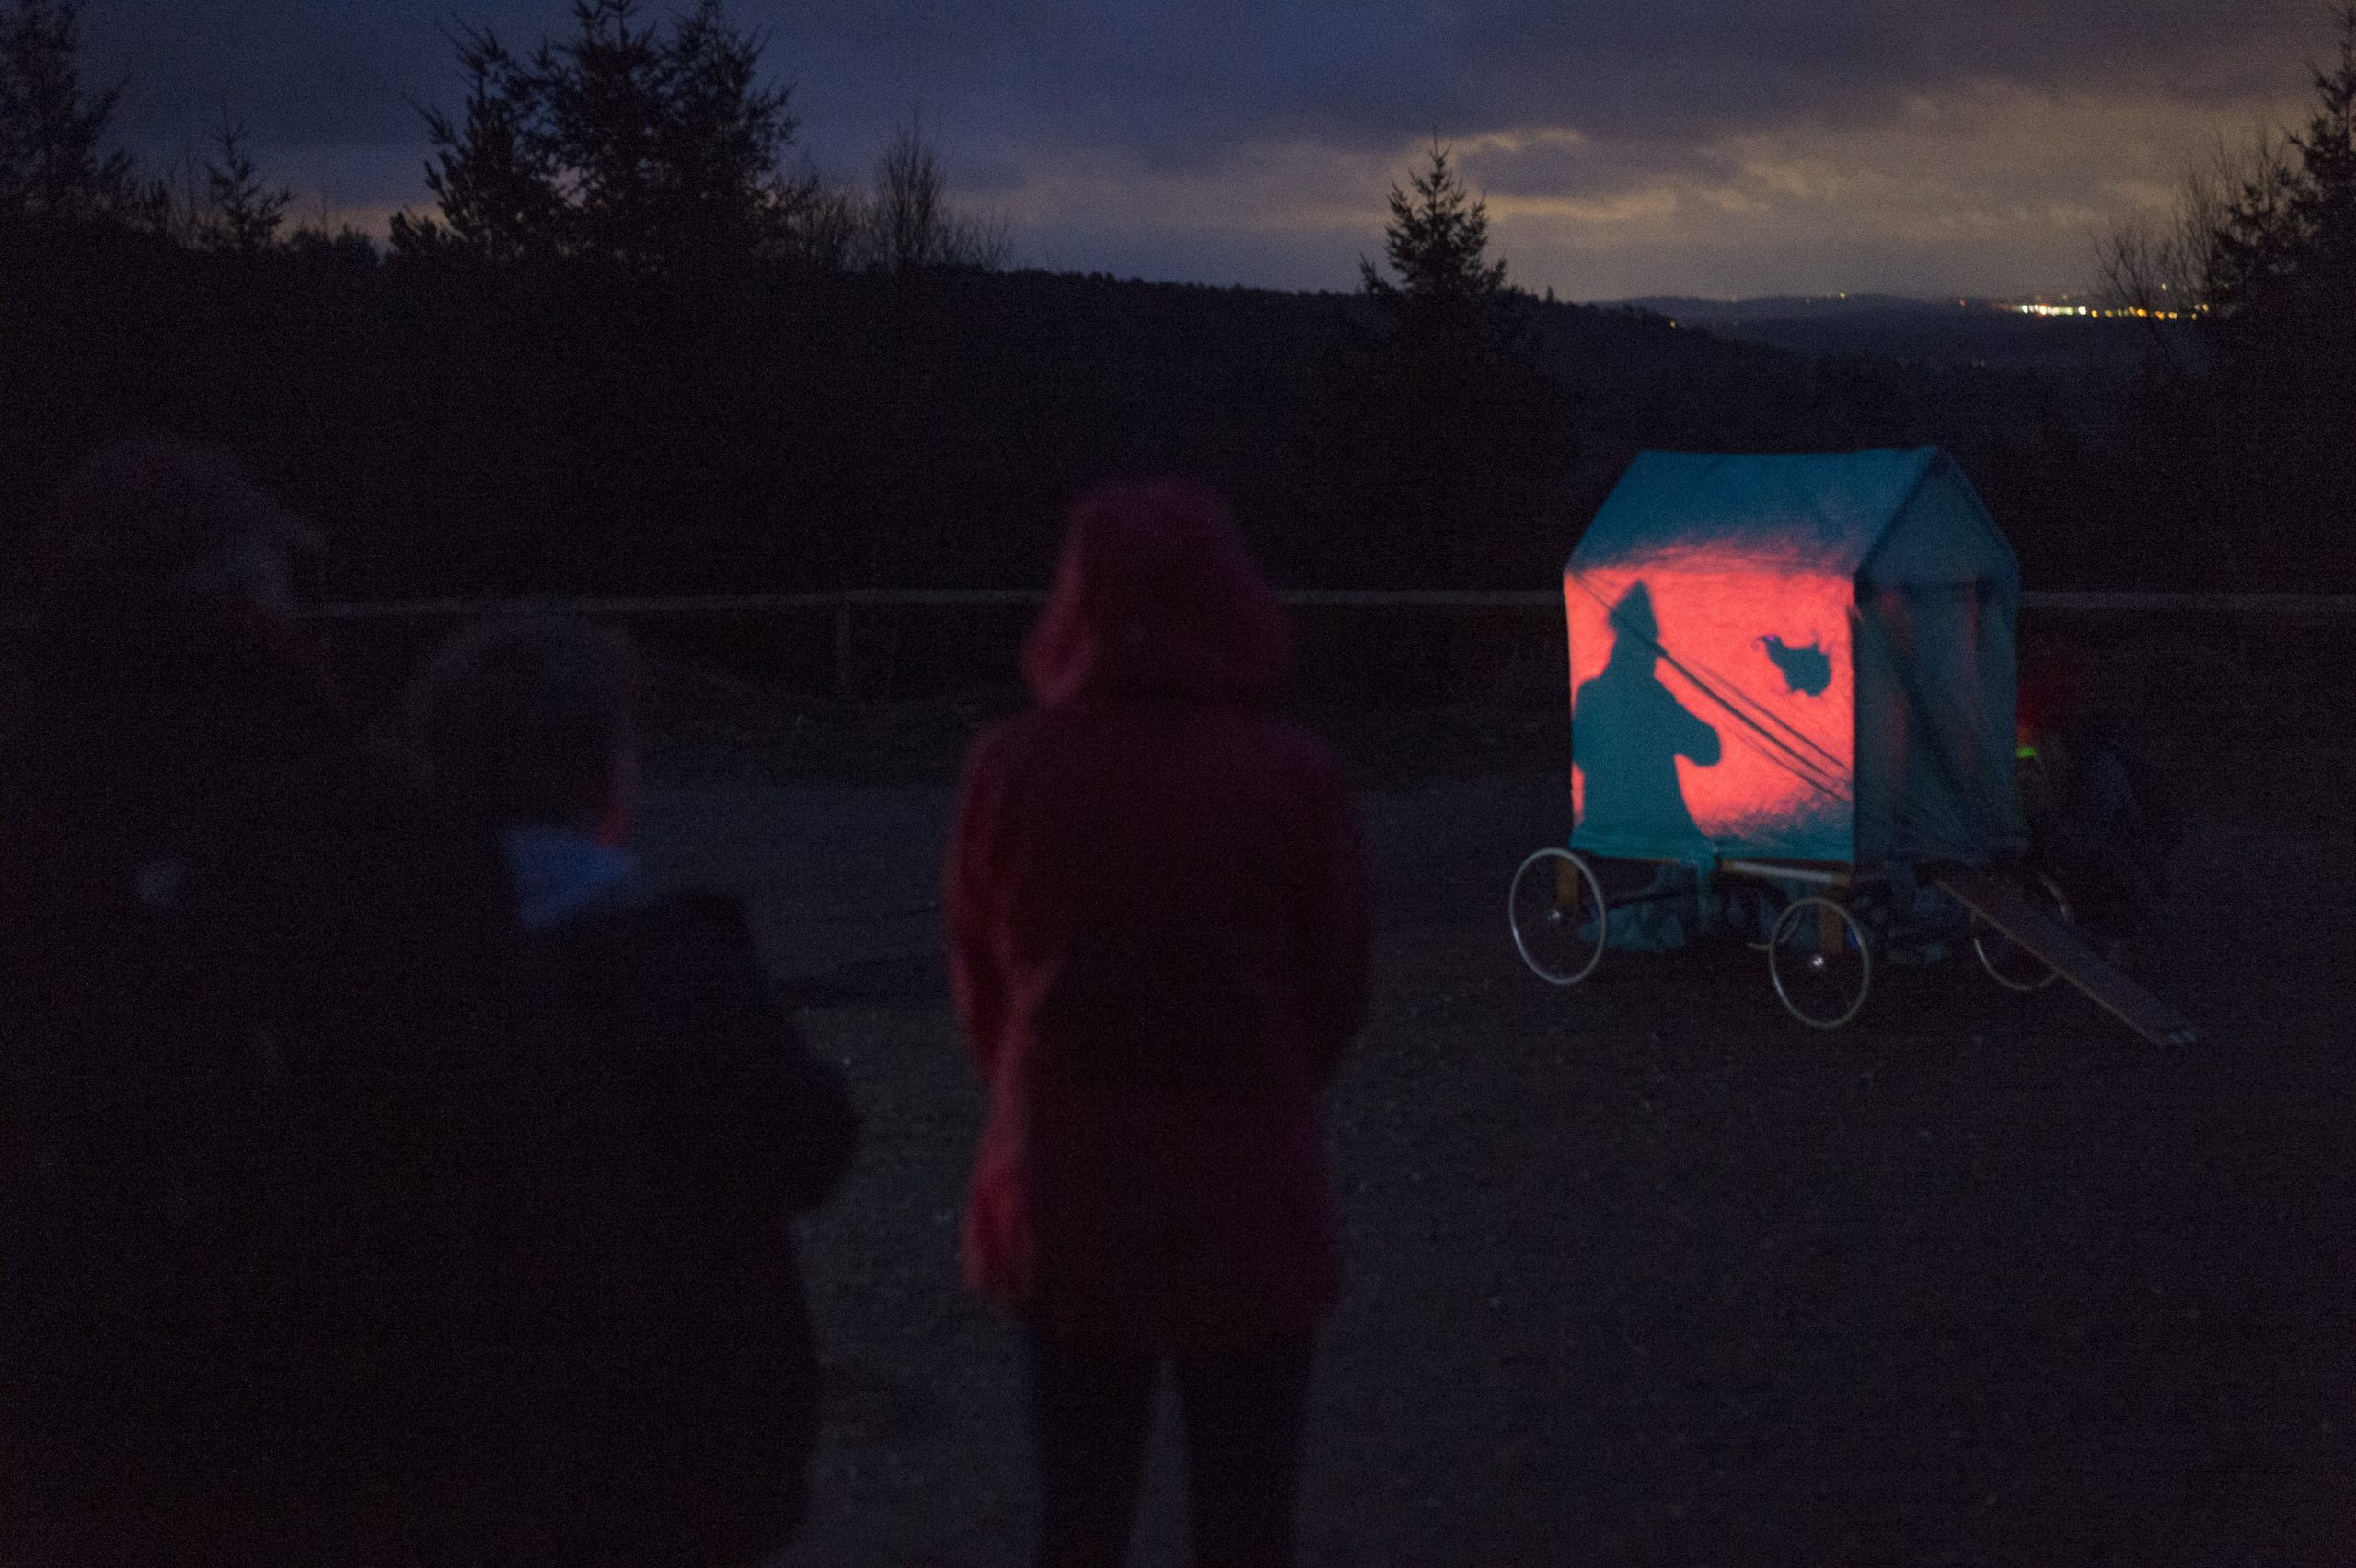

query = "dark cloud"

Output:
[[67, 0, 2338, 293], [81, 1, 478, 144], [784, 0, 2329, 162], [85, 1, 2327, 159], [1459, 135, 1738, 205]]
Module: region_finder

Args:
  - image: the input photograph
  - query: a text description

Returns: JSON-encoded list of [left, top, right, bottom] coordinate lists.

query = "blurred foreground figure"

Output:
[[409, 615, 860, 1565], [0, 438, 514, 1564], [947, 482, 1372, 1568]]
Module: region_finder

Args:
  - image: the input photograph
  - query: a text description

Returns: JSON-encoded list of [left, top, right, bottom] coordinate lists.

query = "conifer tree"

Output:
[[196, 113, 291, 255], [2203, 0, 2356, 400], [0, 0, 160, 225], [1304, 141, 1574, 587], [1361, 141, 1512, 333], [392, 0, 808, 271]]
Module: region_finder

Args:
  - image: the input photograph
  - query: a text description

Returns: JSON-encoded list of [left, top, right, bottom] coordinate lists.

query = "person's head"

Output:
[[409, 615, 642, 841], [1021, 478, 1292, 707], [45, 435, 320, 622], [1605, 582, 1661, 668], [2015, 635, 2084, 742]]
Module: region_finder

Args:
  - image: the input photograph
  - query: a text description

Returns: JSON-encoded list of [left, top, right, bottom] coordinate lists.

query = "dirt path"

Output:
[[631, 772, 1565, 1001], [629, 771, 2354, 1566]]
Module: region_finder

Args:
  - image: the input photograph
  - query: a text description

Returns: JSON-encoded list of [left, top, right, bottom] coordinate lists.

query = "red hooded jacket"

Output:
[[947, 482, 1371, 1349]]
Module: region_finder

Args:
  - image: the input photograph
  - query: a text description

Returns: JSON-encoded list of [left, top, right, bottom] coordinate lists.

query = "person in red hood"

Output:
[[946, 480, 1372, 1568]]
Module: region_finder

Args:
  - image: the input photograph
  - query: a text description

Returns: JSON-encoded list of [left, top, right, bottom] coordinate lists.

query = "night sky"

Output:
[[75, 1, 2327, 299]]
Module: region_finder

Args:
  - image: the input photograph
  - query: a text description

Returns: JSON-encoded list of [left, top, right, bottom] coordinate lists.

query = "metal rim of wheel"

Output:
[[1768, 894, 1873, 1030], [1508, 847, 1608, 986], [1972, 870, 2074, 993]]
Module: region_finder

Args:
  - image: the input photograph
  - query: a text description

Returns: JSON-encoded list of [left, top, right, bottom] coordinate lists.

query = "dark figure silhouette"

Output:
[[2016, 640, 2178, 962], [0, 438, 515, 1565], [947, 481, 1371, 1568], [1758, 633, 1832, 696], [1575, 582, 1723, 849], [404, 616, 859, 1566]]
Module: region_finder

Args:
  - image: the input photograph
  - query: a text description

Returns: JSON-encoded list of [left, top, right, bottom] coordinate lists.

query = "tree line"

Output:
[[1, 0, 1005, 271], [2, 0, 2347, 612], [2085, 1, 2356, 585]]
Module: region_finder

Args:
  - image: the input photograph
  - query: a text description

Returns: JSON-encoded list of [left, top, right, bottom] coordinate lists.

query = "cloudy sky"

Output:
[[75, 0, 2333, 299]]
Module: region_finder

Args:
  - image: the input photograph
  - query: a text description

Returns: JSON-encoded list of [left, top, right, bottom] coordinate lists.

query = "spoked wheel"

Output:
[[1509, 847, 1608, 986], [1769, 895, 1873, 1029], [1973, 870, 2074, 992]]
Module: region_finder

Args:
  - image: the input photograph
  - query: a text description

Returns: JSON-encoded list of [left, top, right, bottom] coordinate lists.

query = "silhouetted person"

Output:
[[0, 437, 514, 1565], [406, 614, 860, 1566], [1573, 582, 1722, 847], [946, 481, 1372, 1568], [2015, 639, 2177, 961]]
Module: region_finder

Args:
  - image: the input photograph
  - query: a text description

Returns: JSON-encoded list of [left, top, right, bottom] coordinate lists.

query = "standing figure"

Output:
[[406, 615, 860, 1566], [2015, 639, 2177, 961], [0, 437, 514, 1566], [946, 481, 1372, 1568], [1573, 582, 1722, 850]]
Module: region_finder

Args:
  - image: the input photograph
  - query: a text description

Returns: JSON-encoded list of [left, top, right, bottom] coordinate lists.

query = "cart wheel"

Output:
[[1509, 847, 1608, 986], [1972, 870, 2074, 993], [1769, 895, 1872, 1029]]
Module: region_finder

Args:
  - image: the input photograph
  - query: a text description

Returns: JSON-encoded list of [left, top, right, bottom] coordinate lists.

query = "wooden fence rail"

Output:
[[282, 588, 2356, 620], [0, 590, 2341, 705], [254, 586, 2356, 707]]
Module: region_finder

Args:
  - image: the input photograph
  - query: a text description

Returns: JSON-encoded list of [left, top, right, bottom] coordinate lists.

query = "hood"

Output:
[[2015, 636, 2083, 736], [46, 435, 320, 615], [1022, 480, 1292, 707]]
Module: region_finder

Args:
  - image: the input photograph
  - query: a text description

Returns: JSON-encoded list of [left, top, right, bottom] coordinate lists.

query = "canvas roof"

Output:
[[1572, 446, 2011, 587]]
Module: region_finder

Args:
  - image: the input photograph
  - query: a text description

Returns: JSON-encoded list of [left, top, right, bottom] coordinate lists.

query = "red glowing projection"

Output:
[[1564, 446, 2021, 867], [1567, 548, 1855, 859]]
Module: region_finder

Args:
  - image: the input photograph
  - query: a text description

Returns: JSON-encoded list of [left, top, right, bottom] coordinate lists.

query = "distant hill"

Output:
[[1607, 294, 2169, 376], [0, 225, 2169, 604], [1620, 294, 1940, 324]]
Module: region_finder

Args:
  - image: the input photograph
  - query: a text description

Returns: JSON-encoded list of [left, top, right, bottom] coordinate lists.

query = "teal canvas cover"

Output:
[[1565, 447, 2022, 867]]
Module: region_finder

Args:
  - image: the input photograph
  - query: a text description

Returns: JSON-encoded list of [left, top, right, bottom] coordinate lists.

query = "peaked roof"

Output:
[[1572, 447, 1949, 575]]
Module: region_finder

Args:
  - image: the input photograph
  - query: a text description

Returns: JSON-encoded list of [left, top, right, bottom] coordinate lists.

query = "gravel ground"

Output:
[[628, 700, 2356, 1567]]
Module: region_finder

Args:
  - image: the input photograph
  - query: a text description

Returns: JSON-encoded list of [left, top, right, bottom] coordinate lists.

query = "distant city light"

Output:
[[2000, 299, 2203, 321]]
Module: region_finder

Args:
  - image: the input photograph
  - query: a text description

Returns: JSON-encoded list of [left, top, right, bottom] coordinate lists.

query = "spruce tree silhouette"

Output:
[[0, 0, 165, 226], [2202, 1, 2356, 405], [1300, 141, 1576, 587], [390, 0, 811, 273]]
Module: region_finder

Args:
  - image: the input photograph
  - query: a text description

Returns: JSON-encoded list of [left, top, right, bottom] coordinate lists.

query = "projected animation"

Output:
[[1564, 447, 2021, 868], [1568, 554, 1855, 859], [1570, 583, 1722, 846], [1758, 635, 1832, 696]]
